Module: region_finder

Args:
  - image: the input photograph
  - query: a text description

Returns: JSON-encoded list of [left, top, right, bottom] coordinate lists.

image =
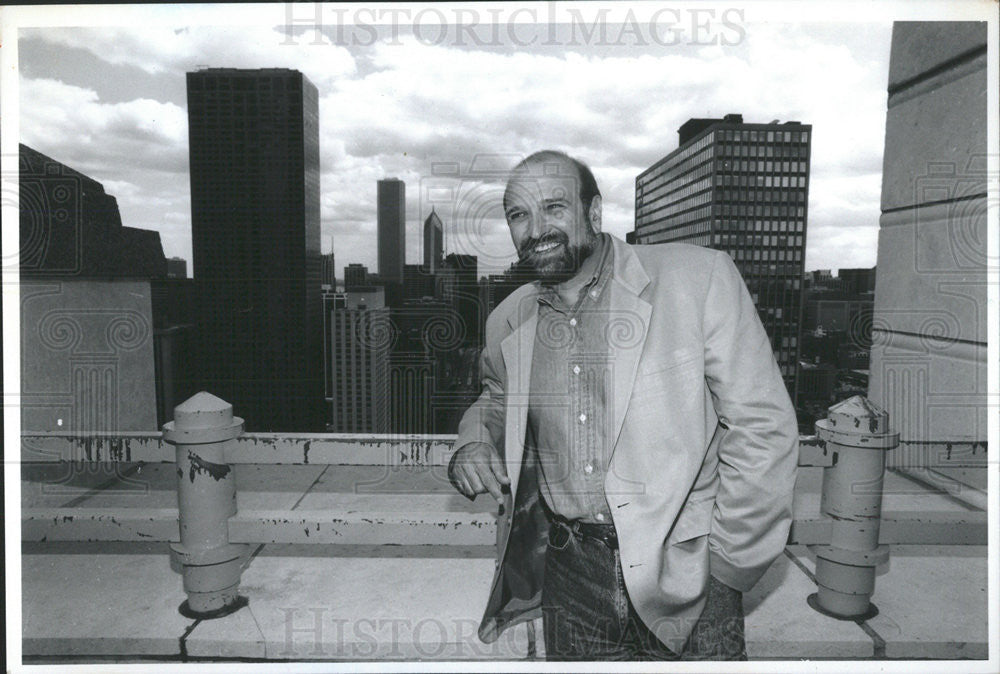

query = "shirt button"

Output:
[[569, 318, 577, 327], [595, 513, 605, 522], [584, 463, 594, 475], [590, 290, 598, 298], [573, 365, 581, 375], [578, 413, 587, 423]]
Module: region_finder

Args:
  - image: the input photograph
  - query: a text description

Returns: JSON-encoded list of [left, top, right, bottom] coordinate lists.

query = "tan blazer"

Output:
[[456, 234, 798, 654]]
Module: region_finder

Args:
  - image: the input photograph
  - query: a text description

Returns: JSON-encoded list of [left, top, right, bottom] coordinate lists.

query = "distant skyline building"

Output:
[[483, 261, 539, 315], [838, 267, 876, 297], [632, 113, 811, 400], [166, 257, 187, 279], [388, 297, 454, 434], [321, 252, 337, 287], [378, 178, 406, 284], [440, 253, 482, 348], [327, 289, 390, 433], [403, 263, 435, 302], [423, 207, 444, 274], [344, 263, 369, 289], [186, 67, 323, 431]]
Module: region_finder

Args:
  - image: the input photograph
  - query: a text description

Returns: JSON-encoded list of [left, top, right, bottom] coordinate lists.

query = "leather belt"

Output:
[[550, 515, 619, 550]]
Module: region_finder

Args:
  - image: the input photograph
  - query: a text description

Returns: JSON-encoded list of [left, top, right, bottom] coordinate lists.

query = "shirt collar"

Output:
[[586, 232, 614, 296]]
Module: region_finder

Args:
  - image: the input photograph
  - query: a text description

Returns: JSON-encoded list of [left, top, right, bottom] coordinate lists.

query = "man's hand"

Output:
[[448, 442, 511, 503]]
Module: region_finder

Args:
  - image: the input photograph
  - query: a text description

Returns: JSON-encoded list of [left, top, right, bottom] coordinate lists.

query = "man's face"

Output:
[[503, 159, 598, 281]]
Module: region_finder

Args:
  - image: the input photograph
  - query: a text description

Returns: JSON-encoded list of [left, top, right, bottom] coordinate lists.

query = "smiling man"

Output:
[[449, 150, 798, 661]]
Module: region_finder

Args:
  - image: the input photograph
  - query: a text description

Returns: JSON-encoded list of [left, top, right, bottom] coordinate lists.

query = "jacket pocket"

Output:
[[638, 347, 700, 378], [667, 496, 714, 545]]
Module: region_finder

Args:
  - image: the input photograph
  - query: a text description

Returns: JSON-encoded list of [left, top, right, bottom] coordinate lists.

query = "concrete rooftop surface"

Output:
[[20, 462, 988, 663]]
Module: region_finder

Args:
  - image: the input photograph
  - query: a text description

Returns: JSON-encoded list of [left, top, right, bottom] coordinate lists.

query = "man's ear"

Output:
[[588, 195, 603, 233]]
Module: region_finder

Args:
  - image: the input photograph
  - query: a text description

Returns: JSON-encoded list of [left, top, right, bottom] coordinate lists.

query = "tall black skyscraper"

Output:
[[187, 68, 323, 431], [632, 114, 811, 400], [378, 178, 405, 284], [423, 207, 443, 274]]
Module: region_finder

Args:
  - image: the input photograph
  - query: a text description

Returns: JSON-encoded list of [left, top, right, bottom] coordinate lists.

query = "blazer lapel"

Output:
[[500, 291, 539, 498], [608, 237, 652, 454]]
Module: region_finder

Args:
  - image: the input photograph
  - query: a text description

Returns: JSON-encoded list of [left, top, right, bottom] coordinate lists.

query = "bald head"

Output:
[[502, 150, 602, 221]]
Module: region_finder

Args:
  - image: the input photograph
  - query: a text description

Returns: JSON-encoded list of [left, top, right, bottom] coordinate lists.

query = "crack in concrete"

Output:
[[246, 599, 268, 658], [178, 619, 201, 660]]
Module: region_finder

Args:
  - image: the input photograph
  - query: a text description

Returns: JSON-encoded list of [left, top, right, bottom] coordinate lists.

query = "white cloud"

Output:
[[34, 25, 356, 88], [21, 77, 188, 173], [20, 76, 191, 260], [21, 21, 893, 276]]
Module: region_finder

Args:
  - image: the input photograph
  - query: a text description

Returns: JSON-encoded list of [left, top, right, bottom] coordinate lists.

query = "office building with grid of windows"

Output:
[[187, 68, 324, 431], [632, 114, 811, 399], [327, 290, 391, 433]]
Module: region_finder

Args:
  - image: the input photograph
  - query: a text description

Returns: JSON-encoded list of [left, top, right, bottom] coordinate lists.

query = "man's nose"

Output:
[[538, 209, 566, 235], [527, 213, 546, 240]]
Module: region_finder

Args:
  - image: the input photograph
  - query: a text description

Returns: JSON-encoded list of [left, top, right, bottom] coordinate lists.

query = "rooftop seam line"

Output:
[[178, 618, 201, 661], [59, 462, 143, 508], [783, 546, 818, 584], [856, 621, 888, 659], [247, 599, 268, 659], [889, 468, 986, 513], [880, 192, 986, 216], [886, 44, 987, 96], [290, 464, 331, 512], [867, 328, 985, 349]]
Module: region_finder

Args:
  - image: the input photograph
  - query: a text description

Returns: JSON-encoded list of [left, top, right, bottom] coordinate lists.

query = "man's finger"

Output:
[[465, 469, 487, 497], [453, 472, 470, 498], [476, 465, 504, 503], [451, 465, 474, 498], [489, 452, 511, 485]]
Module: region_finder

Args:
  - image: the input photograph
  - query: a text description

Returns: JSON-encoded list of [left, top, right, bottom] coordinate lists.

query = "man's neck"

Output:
[[551, 234, 604, 306]]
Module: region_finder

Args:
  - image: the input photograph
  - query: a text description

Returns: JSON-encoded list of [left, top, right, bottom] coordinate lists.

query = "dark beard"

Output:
[[518, 231, 598, 284]]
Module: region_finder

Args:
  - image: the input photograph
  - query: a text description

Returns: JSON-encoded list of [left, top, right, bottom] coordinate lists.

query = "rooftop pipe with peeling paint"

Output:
[[808, 395, 898, 620], [163, 391, 249, 618]]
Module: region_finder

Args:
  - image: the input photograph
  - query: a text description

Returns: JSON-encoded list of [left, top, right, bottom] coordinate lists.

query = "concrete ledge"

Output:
[[20, 433, 456, 465], [228, 510, 496, 545], [24, 505, 985, 546], [22, 507, 180, 542]]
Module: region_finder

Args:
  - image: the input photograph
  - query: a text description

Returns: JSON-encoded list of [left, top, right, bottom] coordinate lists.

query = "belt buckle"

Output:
[[549, 519, 572, 548]]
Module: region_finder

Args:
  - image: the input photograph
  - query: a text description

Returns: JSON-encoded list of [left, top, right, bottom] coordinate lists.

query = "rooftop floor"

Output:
[[19, 463, 988, 662]]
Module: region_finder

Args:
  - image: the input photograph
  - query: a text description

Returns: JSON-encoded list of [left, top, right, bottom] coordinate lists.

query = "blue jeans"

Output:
[[541, 520, 748, 661]]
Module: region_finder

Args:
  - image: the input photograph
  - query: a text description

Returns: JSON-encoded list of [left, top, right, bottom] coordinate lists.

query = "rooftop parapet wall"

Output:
[[869, 22, 988, 471]]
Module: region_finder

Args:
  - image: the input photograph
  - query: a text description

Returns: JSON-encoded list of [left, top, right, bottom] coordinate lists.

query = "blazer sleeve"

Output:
[[455, 313, 507, 456], [702, 251, 799, 592]]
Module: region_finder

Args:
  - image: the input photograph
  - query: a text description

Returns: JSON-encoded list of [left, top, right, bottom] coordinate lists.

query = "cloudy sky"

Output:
[[17, 5, 893, 277]]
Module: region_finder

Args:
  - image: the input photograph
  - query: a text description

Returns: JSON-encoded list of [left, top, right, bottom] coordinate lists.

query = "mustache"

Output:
[[517, 231, 569, 259]]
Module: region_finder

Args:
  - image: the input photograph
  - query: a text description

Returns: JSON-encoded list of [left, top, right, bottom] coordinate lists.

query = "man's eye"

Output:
[[547, 203, 566, 214], [508, 211, 526, 221]]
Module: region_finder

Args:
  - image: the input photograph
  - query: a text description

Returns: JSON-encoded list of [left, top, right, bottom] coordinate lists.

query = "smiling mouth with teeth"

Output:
[[533, 241, 562, 254]]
